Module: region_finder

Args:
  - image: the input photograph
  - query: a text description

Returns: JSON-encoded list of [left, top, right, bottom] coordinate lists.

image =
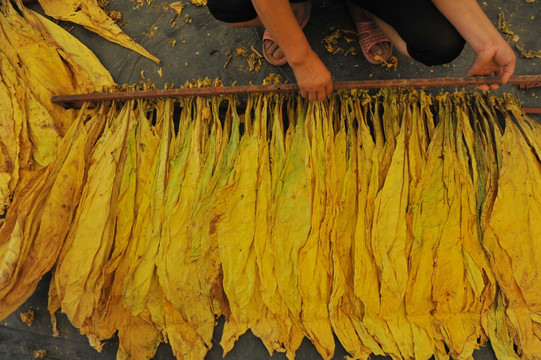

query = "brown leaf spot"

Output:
[[211, 268, 230, 319], [209, 214, 222, 235]]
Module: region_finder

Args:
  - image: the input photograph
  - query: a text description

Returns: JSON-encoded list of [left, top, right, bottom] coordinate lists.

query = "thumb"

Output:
[[466, 57, 484, 77], [467, 50, 495, 77], [500, 59, 516, 84]]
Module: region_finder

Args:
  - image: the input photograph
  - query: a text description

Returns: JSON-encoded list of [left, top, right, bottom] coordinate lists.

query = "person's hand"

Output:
[[467, 41, 516, 90], [290, 49, 333, 101]]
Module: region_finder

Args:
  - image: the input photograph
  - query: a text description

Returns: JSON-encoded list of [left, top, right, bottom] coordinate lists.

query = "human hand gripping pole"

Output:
[[431, 0, 516, 90], [290, 48, 333, 101], [466, 42, 516, 91], [251, 0, 333, 101]]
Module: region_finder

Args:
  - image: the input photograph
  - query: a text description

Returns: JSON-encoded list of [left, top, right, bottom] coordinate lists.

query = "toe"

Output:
[[371, 44, 385, 57], [272, 46, 285, 60], [371, 42, 391, 57], [264, 39, 284, 61]]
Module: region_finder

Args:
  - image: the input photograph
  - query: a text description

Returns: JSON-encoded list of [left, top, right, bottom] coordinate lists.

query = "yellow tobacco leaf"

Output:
[[24, 91, 61, 169], [156, 97, 215, 359], [37, 0, 160, 64], [103, 107, 138, 278], [24, 9, 114, 92], [322, 28, 342, 54], [0, 46, 60, 172], [515, 43, 541, 58], [0, 3, 74, 134], [117, 309, 161, 360], [406, 115, 447, 352], [169, 1, 185, 16], [47, 107, 108, 330], [254, 95, 304, 356], [249, 94, 282, 354], [373, 54, 398, 70], [32, 350, 47, 359], [164, 297, 208, 360], [370, 92, 434, 359], [264, 95, 311, 359], [483, 106, 541, 358], [236, 47, 248, 57], [484, 291, 520, 360], [352, 93, 379, 311], [123, 100, 168, 318], [2, 88, 540, 359], [215, 110, 262, 354], [429, 95, 494, 358], [97, 107, 162, 358], [329, 95, 379, 360], [108, 102, 172, 358], [0, 220, 23, 297], [329, 125, 370, 358], [352, 93, 401, 357], [0, 106, 89, 320], [0, 53, 25, 214], [1, 1, 114, 140], [497, 11, 514, 37], [371, 98, 409, 320], [20, 309, 34, 325], [54, 104, 131, 329], [298, 101, 335, 359]]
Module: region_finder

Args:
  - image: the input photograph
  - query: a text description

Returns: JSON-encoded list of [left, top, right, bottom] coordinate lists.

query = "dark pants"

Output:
[[206, 0, 465, 66]]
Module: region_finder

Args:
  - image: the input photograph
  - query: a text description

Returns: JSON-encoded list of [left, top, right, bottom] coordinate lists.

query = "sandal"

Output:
[[356, 21, 393, 64], [262, 16, 310, 67]]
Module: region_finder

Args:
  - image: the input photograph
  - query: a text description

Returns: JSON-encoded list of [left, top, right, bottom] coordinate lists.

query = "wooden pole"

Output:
[[51, 74, 541, 109]]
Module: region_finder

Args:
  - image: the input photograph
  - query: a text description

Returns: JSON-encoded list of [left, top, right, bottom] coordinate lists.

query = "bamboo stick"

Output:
[[51, 74, 541, 108]]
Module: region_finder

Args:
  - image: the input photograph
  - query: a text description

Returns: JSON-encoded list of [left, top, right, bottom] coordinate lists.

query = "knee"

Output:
[[407, 26, 466, 66], [207, 0, 257, 24]]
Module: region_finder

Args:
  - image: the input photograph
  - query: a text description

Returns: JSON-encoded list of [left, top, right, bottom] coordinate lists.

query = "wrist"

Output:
[[286, 43, 313, 68], [467, 28, 507, 54]]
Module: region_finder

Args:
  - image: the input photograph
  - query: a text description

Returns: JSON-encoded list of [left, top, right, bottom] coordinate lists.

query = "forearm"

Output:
[[251, 0, 311, 66], [431, 0, 504, 51]]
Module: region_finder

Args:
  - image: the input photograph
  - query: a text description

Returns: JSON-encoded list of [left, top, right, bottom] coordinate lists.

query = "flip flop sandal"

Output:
[[262, 16, 310, 67], [356, 21, 393, 65]]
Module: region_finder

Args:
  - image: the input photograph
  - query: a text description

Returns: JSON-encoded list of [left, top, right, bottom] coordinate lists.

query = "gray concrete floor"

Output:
[[1, 0, 540, 359]]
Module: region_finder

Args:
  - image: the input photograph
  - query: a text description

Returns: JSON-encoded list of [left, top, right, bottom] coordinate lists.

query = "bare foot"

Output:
[[263, 1, 311, 63], [347, 2, 391, 59]]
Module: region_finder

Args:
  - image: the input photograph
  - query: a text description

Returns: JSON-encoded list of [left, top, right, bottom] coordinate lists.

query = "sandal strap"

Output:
[[356, 21, 379, 35], [356, 21, 393, 64], [359, 31, 390, 50], [262, 29, 277, 43], [356, 21, 389, 50], [261, 15, 310, 67], [262, 29, 287, 66]]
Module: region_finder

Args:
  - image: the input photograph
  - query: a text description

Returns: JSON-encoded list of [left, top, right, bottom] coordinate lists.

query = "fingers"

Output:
[[312, 90, 331, 101], [476, 83, 500, 91], [468, 44, 516, 89], [500, 58, 516, 85], [300, 81, 333, 101], [291, 49, 333, 101], [466, 65, 479, 77], [304, 90, 328, 101], [476, 84, 490, 91], [466, 52, 489, 77], [325, 81, 333, 97], [471, 64, 512, 90]]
